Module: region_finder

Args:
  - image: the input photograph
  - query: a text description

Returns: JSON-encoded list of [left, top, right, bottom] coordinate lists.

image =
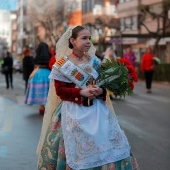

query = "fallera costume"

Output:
[[36, 26, 139, 170], [25, 42, 51, 105]]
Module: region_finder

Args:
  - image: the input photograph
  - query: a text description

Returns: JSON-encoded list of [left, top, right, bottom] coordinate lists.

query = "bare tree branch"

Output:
[[138, 1, 170, 54]]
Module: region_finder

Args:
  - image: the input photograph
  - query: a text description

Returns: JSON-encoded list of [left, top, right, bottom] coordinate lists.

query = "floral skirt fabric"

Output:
[[37, 104, 139, 170]]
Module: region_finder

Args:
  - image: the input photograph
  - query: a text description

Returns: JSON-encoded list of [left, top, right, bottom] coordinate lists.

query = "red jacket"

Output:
[[54, 80, 106, 106], [49, 55, 56, 70], [140, 53, 155, 71]]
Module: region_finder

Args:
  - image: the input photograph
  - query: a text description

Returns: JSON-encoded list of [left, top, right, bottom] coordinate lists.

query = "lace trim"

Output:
[[61, 103, 131, 170]]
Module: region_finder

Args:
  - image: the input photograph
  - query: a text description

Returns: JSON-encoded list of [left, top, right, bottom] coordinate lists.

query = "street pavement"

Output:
[[0, 73, 170, 170]]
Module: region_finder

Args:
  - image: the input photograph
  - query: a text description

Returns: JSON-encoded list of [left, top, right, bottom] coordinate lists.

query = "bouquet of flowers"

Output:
[[153, 57, 161, 65], [97, 58, 138, 97]]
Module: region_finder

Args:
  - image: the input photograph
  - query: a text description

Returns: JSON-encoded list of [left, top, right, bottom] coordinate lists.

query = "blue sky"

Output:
[[0, 0, 17, 11]]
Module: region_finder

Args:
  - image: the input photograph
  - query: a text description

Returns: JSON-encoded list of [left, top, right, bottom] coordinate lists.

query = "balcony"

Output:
[[141, 0, 163, 6], [117, 0, 139, 12], [117, 0, 140, 18], [92, 4, 118, 16]]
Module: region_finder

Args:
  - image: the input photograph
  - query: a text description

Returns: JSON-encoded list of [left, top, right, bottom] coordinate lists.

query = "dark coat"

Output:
[[2, 56, 13, 73], [23, 56, 34, 81], [34, 42, 51, 66]]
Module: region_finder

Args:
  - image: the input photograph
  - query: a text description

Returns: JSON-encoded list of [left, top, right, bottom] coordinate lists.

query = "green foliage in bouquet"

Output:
[[97, 58, 138, 98]]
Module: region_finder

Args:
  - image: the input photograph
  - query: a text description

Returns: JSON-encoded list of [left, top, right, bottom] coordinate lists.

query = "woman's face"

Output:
[[71, 29, 91, 52], [147, 48, 151, 53], [109, 49, 114, 56], [126, 47, 131, 53]]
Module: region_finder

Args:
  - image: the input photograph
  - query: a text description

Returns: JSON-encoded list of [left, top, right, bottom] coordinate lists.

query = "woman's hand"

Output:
[[92, 85, 103, 96], [80, 85, 103, 99]]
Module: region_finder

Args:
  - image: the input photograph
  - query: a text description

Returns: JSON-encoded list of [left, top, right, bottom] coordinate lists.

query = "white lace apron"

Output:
[[49, 57, 131, 170]]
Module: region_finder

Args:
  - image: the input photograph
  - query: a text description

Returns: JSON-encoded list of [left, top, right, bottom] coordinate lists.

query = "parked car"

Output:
[[13, 60, 23, 73]]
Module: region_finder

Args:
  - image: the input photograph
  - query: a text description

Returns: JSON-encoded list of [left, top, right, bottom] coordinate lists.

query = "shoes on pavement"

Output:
[[39, 107, 45, 115], [146, 89, 151, 93]]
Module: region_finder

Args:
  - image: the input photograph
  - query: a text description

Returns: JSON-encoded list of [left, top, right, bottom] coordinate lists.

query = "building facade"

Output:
[[82, 0, 118, 53], [0, 10, 17, 59], [117, 0, 170, 62]]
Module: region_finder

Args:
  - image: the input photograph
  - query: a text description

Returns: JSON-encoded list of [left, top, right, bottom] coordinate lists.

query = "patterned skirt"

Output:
[[37, 104, 140, 170], [25, 68, 50, 105]]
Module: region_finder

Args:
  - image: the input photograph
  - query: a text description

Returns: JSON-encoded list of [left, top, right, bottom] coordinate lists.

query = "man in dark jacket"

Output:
[[2, 52, 13, 89]]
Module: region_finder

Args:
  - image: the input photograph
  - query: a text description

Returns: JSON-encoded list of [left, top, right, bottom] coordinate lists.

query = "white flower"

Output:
[[153, 57, 161, 65]]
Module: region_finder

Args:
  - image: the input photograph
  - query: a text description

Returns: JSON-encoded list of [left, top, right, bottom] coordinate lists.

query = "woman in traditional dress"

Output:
[[36, 26, 139, 170], [25, 42, 51, 114]]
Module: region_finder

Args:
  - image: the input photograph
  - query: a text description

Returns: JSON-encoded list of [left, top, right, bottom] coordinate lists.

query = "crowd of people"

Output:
[[1, 41, 156, 108], [1, 42, 156, 104]]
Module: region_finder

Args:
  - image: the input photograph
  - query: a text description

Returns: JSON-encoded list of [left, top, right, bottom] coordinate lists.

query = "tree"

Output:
[[139, 0, 170, 55], [26, 0, 79, 47], [26, 0, 65, 46], [85, 16, 119, 55]]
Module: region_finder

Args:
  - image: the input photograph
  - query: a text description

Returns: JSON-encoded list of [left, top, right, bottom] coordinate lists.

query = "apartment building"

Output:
[[16, 0, 27, 55], [65, 0, 82, 27], [0, 10, 17, 59], [82, 0, 118, 52], [117, 0, 170, 62]]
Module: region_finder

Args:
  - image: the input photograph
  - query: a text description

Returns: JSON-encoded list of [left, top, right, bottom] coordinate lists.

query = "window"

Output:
[[125, 17, 132, 29], [119, 0, 131, 3], [132, 15, 138, 30], [95, 0, 103, 6], [82, 0, 95, 13], [120, 15, 139, 31], [120, 18, 125, 31]]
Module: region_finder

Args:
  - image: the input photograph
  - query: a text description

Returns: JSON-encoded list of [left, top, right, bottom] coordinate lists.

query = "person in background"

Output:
[[104, 47, 117, 61], [140, 47, 155, 93], [22, 46, 34, 93], [103, 47, 117, 99], [2, 51, 13, 89], [95, 50, 103, 61], [29, 44, 35, 57], [123, 46, 136, 67], [25, 42, 51, 114]]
